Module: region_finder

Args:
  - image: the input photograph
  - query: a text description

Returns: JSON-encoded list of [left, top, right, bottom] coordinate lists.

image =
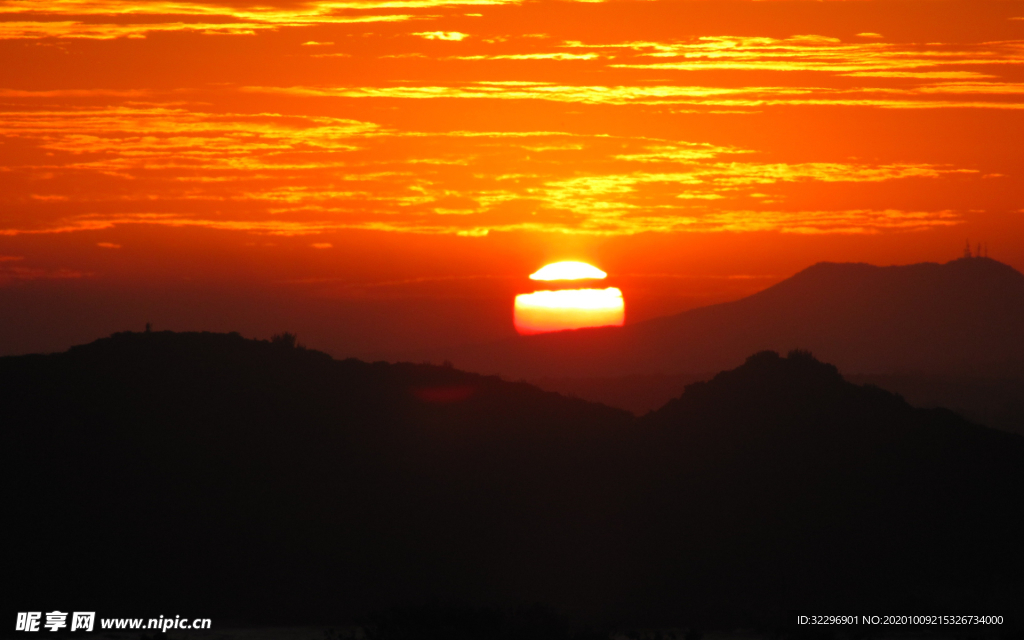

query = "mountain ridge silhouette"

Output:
[[4, 331, 1024, 630], [434, 256, 1024, 379]]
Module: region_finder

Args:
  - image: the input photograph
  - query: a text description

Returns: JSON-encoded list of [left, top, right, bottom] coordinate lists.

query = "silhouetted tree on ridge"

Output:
[[271, 331, 302, 349]]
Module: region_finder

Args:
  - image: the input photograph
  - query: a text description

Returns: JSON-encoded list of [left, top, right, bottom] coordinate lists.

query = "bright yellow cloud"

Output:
[[0, 102, 976, 238], [0, 0, 516, 39], [416, 31, 469, 40], [249, 81, 1024, 110]]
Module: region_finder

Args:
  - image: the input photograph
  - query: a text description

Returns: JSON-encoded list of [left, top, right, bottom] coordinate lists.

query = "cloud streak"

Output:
[[250, 81, 1024, 110], [0, 103, 976, 237]]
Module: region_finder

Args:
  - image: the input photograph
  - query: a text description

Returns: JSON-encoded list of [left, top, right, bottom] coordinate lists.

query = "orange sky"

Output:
[[2, 0, 1024, 358]]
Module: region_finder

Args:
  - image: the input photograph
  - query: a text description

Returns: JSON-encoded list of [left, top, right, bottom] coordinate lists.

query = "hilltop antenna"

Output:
[[977, 242, 982, 259], [985, 242, 989, 258], [964, 240, 972, 259]]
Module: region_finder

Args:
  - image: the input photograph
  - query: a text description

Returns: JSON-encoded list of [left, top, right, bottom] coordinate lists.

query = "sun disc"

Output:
[[529, 261, 607, 281], [514, 287, 624, 335]]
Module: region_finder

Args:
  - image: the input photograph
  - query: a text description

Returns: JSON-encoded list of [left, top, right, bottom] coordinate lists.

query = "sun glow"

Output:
[[514, 287, 624, 335], [529, 261, 607, 281]]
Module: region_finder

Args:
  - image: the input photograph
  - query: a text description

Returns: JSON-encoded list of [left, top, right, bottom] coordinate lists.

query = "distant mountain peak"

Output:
[[438, 256, 1024, 379], [734, 349, 843, 383], [782, 255, 1024, 285], [647, 348, 900, 425], [945, 254, 1024, 276]]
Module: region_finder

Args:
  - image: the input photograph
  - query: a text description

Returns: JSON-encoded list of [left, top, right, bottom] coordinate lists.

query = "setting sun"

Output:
[[530, 262, 608, 281], [514, 287, 624, 335]]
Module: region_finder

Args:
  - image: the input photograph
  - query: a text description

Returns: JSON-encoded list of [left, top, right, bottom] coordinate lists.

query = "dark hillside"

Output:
[[531, 370, 1024, 438], [4, 333, 1024, 631], [631, 351, 1024, 619], [3, 331, 633, 623]]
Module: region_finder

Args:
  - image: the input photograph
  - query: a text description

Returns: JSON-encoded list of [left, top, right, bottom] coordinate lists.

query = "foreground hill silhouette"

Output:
[[438, 256, 1024, 380], [532, 371, 1024, 437], [5, 332, 1024, 632]]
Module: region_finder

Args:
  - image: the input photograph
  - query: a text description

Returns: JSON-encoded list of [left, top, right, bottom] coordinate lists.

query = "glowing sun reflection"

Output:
[[514, 287, 624, 335]]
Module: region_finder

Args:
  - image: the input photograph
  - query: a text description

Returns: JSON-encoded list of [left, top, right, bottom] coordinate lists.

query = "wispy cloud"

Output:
[[0, 103, 976, 238], [250, 81, 1024, 110], [416, 31, 469, 40], [591, 36, 1024, 74], [0, 261, 91, 282], [0, 0, 509, 39], [0, 15, 417, 40]]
